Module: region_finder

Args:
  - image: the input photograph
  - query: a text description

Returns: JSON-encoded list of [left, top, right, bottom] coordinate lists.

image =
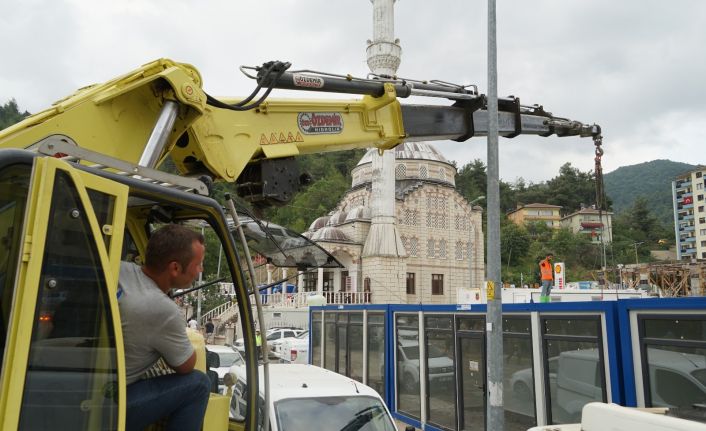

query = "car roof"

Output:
[[235, 364, 381, 401], [206, 345, 237, 353]]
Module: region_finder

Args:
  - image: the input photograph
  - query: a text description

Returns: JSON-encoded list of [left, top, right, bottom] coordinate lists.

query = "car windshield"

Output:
[[275, 396, 395, 431], [295, 331, 309, 339], [692, 369, 706, 387], [218, 351, 242, 367]]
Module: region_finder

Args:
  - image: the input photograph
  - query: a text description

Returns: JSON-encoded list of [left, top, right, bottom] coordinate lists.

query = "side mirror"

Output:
[[206, 350, 220, 369]]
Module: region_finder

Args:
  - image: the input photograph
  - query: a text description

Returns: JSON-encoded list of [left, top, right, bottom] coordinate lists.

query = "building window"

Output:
[[700, 218, 705, 224], [455, 241, 464, 260], [409, 237, 419, 257], [438, 239, 447, 259], [700, 206, 705, 213], [701, 241, 706, 247], [406, 273, 416, 295], [396, 164, 407, 179], [419, 165, 428, 179], [432, 274, 444, 295], [700, 195, 704, 201], [698, 183, 704, 190], [700, 229, 706, 236], [427, 239, 435, 258], [697, 172, 703, 178]]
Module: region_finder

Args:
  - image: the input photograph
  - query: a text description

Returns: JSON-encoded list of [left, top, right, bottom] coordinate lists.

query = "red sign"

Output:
[[684, 196, 693, 204]]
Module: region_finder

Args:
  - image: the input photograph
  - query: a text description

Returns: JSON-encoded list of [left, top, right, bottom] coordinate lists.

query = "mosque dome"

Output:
[[355, 142, 453, 166], [310, 226, 351, 243], [327, 210, 349, 226], [344, 206, 372, 222], [351, 142, 456, 187], [308, 216, 330, 231]]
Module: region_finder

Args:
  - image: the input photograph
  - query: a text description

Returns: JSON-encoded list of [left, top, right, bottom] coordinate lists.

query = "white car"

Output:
[[225, 363, 398, 431], [205, 344, 245, 391], [279, 331, 310, 364], [396, 338, 454, 391], [270, 330, 308, 360], [234, 328, 304, 353]]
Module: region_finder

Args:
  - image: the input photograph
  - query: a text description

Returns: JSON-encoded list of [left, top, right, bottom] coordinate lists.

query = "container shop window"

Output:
[[348, 312, 364, 382], [406, 272, 416, 295], [324, 312, 337, 371], [311, 311, 322, 366], [503, 316, 536, 430], [396, 314, 421, 419], [367, 313, 386, 398], [424, 315, 456, 430], [638, 316, 706, 408], [541, 316, 606, 425], [432, 274, 444, 295]]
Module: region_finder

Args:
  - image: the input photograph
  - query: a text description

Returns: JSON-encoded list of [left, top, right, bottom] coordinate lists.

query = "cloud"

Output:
[[2, 0, 704, 183]]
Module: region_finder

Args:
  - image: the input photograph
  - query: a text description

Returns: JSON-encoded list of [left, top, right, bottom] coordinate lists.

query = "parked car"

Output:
[[396, 338, 454, 391], [279, 330, 310, 364], [225, 363, 398, 431], [205, 344, 245, 391], [234, 327, 304, 353], [510, 347, 706, 423], [270, 330, 309, 360]]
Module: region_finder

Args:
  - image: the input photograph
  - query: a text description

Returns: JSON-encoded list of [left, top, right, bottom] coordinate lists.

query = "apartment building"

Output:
[[507, 203, 562, 229], [672, 166, 706, 260], [561, 207, 613, 243]]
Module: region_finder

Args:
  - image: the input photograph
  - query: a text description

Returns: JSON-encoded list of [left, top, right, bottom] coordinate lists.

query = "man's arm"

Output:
[[171, 351, 197, 374]]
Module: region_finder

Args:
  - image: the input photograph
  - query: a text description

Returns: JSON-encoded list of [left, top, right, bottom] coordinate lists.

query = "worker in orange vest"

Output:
[[539, 253, 554, 303]]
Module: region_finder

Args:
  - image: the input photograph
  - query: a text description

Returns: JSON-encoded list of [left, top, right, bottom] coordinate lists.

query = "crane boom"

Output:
[[0, 58, 601, 206]]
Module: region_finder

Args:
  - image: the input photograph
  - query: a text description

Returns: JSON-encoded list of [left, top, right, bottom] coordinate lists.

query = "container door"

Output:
[[457, 334, 486, 430]]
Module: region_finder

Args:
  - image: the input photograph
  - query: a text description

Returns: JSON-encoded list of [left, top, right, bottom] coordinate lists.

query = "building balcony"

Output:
[[682, 248, 696, 255], [580, 221, 604, 229], [676, 181, 692, 189], [679, 225, 695, 232], [684, 236, 697, 242]]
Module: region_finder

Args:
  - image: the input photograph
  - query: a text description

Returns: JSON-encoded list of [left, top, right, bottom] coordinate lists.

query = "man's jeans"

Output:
[[541, 280, 553, 297], [126, 371, 210, 431]]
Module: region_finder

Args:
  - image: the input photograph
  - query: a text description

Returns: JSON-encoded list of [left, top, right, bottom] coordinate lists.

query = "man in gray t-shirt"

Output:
[[118, 224, 210, 431]]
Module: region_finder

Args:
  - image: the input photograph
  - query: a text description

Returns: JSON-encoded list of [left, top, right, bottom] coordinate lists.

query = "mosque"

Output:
[[302, 142, 484, 304]]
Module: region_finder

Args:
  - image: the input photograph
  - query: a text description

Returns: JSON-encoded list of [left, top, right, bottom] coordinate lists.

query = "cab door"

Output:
[[0, 156, 127, 430]]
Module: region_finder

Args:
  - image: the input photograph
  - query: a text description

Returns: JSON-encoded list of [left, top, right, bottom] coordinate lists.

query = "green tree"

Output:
[[0, 99, 30, 130], [501, 221, 531, 267]]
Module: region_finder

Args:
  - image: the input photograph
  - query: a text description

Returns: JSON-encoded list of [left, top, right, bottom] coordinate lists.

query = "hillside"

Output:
[[604, 159, 696, 227]]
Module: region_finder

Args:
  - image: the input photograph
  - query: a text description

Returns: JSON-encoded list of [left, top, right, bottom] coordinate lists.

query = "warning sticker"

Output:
[[293, 73, 325, 89], [298, 112, 343, 135], [486, 281, 495, 300], [259, 132, 304, 145]]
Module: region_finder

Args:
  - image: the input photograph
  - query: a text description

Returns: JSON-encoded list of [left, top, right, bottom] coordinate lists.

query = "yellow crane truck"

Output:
[[0, 58, 601, 430]]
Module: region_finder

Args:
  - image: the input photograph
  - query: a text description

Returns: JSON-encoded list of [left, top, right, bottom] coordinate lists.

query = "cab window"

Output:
[[18, 170, 118, 430]]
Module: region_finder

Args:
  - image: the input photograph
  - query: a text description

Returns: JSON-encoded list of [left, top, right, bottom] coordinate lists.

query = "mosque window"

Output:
[[438, 240, 447, 259], [409, 237, 419, 257], [419, 165, 428, 179], [427, 239, 435, 258], [456, 241, 464, 260], [396, 164, 407, 179]]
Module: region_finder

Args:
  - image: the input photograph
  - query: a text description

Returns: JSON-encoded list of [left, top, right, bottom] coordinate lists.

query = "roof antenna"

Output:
[[352, 381, 359, 394]]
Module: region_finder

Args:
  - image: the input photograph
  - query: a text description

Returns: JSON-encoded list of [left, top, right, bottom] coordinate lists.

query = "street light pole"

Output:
[[633, 241, 645, 265], [468, 196, 485, 290], [486, 0, 504, 428]]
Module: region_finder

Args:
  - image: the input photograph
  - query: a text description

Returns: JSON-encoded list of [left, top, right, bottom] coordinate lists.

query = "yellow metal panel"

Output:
[[0, 157, 55, 430]]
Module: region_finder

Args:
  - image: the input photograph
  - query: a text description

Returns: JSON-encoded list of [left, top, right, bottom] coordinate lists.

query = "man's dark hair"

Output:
[[145, 224, 205, 272]]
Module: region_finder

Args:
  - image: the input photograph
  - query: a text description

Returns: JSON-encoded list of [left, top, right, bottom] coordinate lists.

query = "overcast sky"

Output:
[[2, 0, 705, 183]]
